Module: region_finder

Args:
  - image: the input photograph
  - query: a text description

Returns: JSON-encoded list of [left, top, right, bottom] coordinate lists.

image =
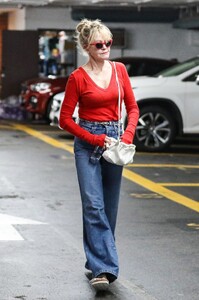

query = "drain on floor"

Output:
[[130, 193, 163, 199], [0, 195, 19, 199]]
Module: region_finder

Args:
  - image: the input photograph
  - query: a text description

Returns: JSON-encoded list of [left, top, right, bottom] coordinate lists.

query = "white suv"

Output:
[[50, 56, 199, 151], [130, 56, 199, 151]]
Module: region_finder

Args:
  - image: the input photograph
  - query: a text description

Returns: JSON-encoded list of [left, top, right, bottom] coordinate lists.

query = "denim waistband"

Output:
[[79, 118, 119, 126]]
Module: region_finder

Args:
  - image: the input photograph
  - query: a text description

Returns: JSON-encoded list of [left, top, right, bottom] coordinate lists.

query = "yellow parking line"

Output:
[[122, 169, 199, 213], [159, 183, 199, 187], [12, 123, 199, 213], [130, 164, 199, 169], [12, 123, 74, 153], [136, 152, 199, 157], [0, 124, 13, 129]]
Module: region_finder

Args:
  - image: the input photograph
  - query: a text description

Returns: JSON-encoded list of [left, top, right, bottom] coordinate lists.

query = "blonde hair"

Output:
[[75, 18, 112, 54]]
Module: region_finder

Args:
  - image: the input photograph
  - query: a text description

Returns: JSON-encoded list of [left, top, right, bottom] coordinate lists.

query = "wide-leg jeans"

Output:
[[74, 120, 123, 282]]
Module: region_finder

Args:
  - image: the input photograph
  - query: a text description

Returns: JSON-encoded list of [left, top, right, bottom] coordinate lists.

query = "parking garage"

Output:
[[0, 1, 199, 300]]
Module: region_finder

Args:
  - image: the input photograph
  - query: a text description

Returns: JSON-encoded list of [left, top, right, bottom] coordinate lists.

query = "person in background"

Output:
[[59, 18, 139, 291]]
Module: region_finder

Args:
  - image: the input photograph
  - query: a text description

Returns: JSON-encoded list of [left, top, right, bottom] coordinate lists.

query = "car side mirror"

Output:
[[196, 75, 199, 85]]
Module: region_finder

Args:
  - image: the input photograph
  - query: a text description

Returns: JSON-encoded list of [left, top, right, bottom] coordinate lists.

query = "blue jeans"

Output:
[[74, 120, 123, 282]]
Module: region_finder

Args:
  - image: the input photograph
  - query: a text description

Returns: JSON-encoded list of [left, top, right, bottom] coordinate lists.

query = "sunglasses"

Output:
[[90, 39, 113, 49]]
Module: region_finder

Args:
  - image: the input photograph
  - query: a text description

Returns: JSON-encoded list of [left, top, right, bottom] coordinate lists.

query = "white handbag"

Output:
[[102, 62, 136, 166], [102, 137, 136, 166]]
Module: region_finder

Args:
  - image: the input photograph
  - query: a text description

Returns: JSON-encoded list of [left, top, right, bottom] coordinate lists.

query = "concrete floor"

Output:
[[0, 120, 199, 300]]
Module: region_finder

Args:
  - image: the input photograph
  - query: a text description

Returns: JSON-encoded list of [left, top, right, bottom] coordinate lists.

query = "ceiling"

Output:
[[0, 0, 199, 28], [0, 0, 198, 9]]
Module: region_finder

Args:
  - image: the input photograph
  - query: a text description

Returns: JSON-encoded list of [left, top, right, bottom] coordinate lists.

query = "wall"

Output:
[[8, 8, 25, 30], [23, 7, 199, 64], [111, 22, 198, 61], [25, 7, 76, 31], [0, 13, 8, 71]]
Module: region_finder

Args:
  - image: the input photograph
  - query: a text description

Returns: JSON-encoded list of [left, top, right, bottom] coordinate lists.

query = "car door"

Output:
[[183, 69, 199, 134]]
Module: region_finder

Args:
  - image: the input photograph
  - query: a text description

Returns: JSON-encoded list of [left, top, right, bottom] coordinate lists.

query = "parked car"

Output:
[[130, 56, 199, 151], [49, 90, 127, 128], [20, 76, 67, 121], [49, 91, 79, 126], [20, 56, 178, 122], [50, 56, 199, 152], [113, 56, 178, 77]]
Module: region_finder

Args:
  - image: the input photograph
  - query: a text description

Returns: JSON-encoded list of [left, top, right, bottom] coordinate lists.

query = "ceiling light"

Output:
[[134, 0, 152, 4], [120, 2, 129, 6], [92, 0, 104, 3]]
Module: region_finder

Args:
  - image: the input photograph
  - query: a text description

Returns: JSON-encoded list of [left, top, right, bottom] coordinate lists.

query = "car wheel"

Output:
[[134, 105, 176, 152]]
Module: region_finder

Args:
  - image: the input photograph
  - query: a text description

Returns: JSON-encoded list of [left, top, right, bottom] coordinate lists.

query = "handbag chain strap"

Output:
[[113, 62, 121, 140]]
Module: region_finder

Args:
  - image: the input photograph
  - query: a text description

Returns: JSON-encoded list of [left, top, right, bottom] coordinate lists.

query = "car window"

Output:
[[143, 63, 170, 76], [183, 71, 199, 82], [136, 62, 146, 76], [155, 57, 199, 77], [124, 62, 140, 76], [124, 61, 176, 77], [123, 63, 133, 75], [124, 62, 166, 76]]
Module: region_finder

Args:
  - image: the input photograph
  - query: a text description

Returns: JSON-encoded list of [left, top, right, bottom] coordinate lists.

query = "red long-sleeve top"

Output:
[[59, 61, 139, 147]]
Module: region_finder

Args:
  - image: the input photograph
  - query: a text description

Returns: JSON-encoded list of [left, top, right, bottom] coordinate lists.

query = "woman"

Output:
[[59, 19, 139, 291]]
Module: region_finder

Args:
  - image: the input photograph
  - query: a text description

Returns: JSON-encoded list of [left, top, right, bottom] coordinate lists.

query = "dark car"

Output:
[[20, 76, 67, 121], [113, 56, 178, 76], [20, 56, 178, 121]]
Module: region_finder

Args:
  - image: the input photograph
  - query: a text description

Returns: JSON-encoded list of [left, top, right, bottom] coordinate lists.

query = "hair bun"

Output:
[[75, 18, 112, 54], [76, 19, 92, 33]]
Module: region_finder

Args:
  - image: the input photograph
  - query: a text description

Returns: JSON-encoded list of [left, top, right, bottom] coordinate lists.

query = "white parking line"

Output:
[[0, 213, 46, 241]]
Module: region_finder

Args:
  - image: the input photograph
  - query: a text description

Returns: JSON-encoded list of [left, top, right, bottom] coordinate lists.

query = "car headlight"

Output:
[[30, 82, 51, 92], [29, 96, 38, 108]]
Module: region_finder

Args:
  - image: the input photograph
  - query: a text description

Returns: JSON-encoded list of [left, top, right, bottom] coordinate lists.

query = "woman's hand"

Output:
[[104, 136, 112, 149]]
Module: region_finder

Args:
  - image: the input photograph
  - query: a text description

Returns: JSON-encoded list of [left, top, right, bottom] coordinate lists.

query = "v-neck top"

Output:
[[59, 61, 139, 147], [79, 63, 113, 91]]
